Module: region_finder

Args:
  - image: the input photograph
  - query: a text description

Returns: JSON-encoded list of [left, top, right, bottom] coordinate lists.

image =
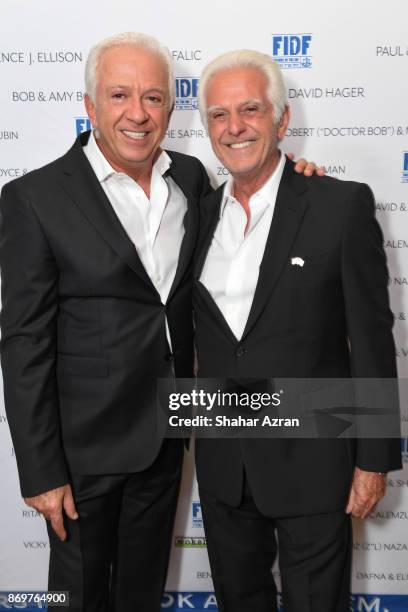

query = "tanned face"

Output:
[[206, 66, 289, 187], [85, 44, 171, 177]]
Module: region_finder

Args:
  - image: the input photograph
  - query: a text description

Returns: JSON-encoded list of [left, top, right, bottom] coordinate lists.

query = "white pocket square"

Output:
[[291, 257, 305, 267]]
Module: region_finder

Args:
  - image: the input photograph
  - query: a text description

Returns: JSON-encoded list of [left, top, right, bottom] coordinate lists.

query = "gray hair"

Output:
[[198, 49, 288, 126], [84, 32, 175, 108]]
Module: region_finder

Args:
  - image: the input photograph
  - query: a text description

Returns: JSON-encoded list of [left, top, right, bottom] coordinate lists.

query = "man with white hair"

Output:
[[0, 32, 212, 612], [193, 50, 401, 611], [0, 32, 320, 611]]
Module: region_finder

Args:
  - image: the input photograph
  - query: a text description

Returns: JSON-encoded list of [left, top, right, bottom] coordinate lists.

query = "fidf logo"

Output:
[[75, 117, 92, 136], [192, 502, 203, 528], [402, 152, 408, 183], [175, 78, 199, 110], [272, 34, 313, 69]]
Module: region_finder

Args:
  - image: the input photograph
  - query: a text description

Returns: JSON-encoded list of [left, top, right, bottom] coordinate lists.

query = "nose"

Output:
[[227, 110, 246, 137], [126, 96, 149, 124]]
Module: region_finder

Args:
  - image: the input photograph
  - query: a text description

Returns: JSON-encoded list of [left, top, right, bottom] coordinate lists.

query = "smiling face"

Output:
[[206, 66, 289, 187], [84, 44, 171, 178]]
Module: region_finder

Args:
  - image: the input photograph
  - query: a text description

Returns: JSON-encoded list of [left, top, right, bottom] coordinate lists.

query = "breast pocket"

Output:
[[282, 251, 339, 327], [286, 252, 334, 286]]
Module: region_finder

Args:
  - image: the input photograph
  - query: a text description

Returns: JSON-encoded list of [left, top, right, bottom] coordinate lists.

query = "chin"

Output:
[[122, 148, 152, 162], [223, 155, 257, 173], [229, 164, 257, 177]]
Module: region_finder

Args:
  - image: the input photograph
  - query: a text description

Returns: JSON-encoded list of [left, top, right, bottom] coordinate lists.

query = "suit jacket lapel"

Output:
[[193, 185, 238, 345], [241, 158, 308, 339], [59, 133, 159, 295], [166, 156, 199, 301], [194, 185, 224, 279]]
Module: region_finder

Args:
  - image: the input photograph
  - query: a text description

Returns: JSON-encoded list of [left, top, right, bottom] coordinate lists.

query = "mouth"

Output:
[[227, 140, 256, 150], [121, 130, 149, 140]]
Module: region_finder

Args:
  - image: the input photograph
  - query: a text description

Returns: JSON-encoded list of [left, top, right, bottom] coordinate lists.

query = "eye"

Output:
[[209, 111, 226, 121], [111, 92, 126, 100], [145, 94, 165, 106], [243, 105, 259, 114]]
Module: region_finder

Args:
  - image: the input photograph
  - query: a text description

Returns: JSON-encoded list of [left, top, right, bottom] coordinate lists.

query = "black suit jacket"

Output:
[[0, 130, 212, 498], [193, 157, 401, 517]]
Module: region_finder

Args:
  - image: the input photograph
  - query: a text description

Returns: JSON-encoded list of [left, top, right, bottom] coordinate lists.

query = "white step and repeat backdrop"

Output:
[[1, 1, 407, 610]]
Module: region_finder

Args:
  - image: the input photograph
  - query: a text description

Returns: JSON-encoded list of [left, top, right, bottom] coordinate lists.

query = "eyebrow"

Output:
[[106, 85, 167, 95], [207, 98, 264, 113], [239, 98, 264, 107], [107, 84, 131, 90], [207, 105, 226, 114]]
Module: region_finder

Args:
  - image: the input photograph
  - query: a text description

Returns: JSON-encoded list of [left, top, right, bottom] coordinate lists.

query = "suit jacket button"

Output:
[[164, 352, 174, 362], [235, 347, 247, 358]]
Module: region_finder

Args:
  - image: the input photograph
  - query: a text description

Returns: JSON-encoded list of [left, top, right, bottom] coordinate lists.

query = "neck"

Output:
[[96, 140, 163, 199]]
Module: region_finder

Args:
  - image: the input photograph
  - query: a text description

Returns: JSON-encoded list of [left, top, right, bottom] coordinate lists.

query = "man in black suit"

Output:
[[193, 50, 401, 611], [0, 32, 213, 612], [0, 34, 319, 611]]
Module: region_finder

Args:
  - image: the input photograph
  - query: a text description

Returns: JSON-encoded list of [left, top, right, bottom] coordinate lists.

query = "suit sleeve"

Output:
[[341, 183, 401, 472], [0, 180, 69, 497]]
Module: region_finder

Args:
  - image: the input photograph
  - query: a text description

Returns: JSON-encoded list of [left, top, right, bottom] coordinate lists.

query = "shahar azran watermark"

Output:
[[157, 377, 405, 439], [167, 389, 300, 429]]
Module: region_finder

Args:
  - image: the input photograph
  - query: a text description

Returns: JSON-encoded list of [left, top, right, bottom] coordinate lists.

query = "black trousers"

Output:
[[47, 439, 183, 612], [199, 475, 352, 612]]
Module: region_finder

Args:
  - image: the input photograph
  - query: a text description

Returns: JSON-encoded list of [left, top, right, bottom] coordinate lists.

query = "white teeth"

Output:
[[229, 141, 254, 149], [123, 130, 147, 139]]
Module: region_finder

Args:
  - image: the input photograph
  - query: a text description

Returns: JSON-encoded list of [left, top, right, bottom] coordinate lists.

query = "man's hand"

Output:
[[24, 484, 78, 541], [346, 467, 386, 519], [287, 152, 326, 177]]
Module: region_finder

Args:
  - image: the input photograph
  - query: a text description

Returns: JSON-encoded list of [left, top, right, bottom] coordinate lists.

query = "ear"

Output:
[[167, 102, 174, 123], [277, 105, 290, 141], [84, 93, 98, 128]]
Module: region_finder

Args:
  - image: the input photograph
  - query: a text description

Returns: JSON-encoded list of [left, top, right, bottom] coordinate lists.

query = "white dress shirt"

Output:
[[200, 152, 286, 341], [84, 131, 188, 347]]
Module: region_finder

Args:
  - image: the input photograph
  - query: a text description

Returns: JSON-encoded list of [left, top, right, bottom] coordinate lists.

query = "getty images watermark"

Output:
[[156, 378, 406, 439], [167, 388, 299, 430]]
